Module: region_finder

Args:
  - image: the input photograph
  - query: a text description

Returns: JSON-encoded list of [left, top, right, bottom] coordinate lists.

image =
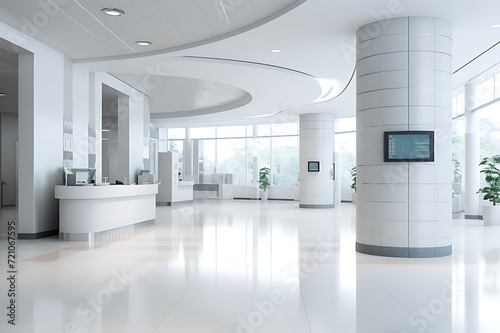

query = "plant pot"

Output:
[[261, 190, 268, 201], [483, 205, 500, 226], [352, 192, 357, 204]]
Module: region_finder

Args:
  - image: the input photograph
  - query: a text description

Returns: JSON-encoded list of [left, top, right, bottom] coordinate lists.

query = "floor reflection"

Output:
[[0, 201, 499, 332]]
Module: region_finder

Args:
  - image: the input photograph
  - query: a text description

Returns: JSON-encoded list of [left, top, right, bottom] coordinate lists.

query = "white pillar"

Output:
[[299, 113, 335, 208], [184, 128, 193, 178], [464, 83, 482, 219], [356, 17, 453, 257]]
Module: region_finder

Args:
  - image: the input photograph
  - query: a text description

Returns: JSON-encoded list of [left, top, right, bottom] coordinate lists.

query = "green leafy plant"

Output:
[[351, 166, 357, 193], [259, 167, 271, 191], [477, 155, 500, 206]]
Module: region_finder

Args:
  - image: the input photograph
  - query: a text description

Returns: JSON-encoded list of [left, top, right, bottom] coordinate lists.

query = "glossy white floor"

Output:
[[0, 200, 499, 333]]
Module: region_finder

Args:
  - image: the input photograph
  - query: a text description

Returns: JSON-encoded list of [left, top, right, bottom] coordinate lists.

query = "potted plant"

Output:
[[259, 167, 271, 201], [351, 166, 357, 204], [477, 155, 500, 226]]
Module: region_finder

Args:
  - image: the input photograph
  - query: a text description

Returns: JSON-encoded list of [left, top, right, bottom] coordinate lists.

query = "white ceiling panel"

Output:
[[251, 0, 298, 21], [126, 4, 183, 51], [110, 73, 248, 113], [152, 0, 213, 44], [0, 0, 304, 59]]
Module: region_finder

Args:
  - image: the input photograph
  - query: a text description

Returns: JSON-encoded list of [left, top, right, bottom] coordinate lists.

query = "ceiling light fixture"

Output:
[[135, 41, 152, 46], [270, 49, 282, 53], [0, 93, 5, 97], [101, 8, 125, 16], [491, 24, 500, 28]]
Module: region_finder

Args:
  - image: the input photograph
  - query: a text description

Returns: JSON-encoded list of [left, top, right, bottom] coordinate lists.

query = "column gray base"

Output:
[[157, 200, 193, 206], [356, 242, 452, 258], [299, 204, 335, 209], [465, 215, 483, 220], [18, 229, 59, 239]]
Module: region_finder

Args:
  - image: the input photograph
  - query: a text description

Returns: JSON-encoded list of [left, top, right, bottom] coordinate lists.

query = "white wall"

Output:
[[0, 113, 18, 206], [72, 69, 150, 184], [0, 21, 66, 236]]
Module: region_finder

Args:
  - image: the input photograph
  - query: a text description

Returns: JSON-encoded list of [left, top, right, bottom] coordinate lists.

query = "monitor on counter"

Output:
[[384, 131, 434, 162], [137, 170, 150, 184], [66, 168, 96, 186]]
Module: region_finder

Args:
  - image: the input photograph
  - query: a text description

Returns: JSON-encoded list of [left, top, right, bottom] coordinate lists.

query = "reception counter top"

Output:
[[55, 184, 158, 199], [55, 184, 158, 235]]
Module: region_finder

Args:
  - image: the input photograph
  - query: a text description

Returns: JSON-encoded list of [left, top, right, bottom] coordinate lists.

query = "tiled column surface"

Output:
[[299, 113, 335, 208], [356, 17, 453, 257]]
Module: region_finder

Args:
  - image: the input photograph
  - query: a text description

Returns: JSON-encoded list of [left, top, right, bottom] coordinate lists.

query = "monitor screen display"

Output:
[[384, 131, 434, 162], [308, 161, 320, 172]]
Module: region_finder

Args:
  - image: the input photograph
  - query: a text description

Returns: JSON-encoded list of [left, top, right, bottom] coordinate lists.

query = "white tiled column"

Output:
[[299, 113, 335, 208], [356, 17, 452, 257]]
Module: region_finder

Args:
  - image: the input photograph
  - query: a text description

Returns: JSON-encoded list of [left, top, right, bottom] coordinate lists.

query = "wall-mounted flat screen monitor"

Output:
[[308, 161, 320, 172], [384, 131, 434, 162]]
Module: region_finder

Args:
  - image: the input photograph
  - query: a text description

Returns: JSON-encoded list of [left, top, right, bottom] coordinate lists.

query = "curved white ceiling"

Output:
[[0, 0, 304, 60], [3, 0, 500, 125]]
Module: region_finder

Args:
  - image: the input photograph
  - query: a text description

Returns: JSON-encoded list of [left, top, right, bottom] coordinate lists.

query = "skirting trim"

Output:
[[18, 229, 59, 239], [299, 204, 335, 209], [356, 242, 452, 258]]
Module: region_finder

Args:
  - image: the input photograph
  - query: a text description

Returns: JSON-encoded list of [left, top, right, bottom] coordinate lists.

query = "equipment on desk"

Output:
[[65, 168, 96, 186], [136, 170, 150, 184]]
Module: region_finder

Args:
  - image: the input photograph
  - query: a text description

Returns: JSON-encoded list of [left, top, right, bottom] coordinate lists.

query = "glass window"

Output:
[[192, 127, 216, 139], [217, 126, 246, 138], [496, 73, 500, 99], [246, 125, 254, 138], [478, 102, 500, 160], [200, 139, 216, 175], [476, 76, 495, 106], [456, 92, 465, 117], [256, 137, 271, 169], [452, 96, 457, 118], [336, 117, 356, 133], [272, 136, 299, 186], [168, 128, 185, 140], [271, 122, 298, 136], [476, 102, 500, 189], [336, 132, 357, 191], [159, 128, 168, 140], [217, 138, 247, 185], [452, 116, 465, 194], [258, 124, 271, 137]]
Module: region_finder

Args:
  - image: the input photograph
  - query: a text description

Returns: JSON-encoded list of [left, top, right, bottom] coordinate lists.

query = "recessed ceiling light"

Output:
[[492, 24, 500, 28], [135, 41, 152, 46], [102, 8, 125, 16], [270, 49, 282, 53], [0, 93, 5, 97]]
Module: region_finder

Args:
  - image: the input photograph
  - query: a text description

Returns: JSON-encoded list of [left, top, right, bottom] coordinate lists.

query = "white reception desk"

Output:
[[55, 184, 158, 235]]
